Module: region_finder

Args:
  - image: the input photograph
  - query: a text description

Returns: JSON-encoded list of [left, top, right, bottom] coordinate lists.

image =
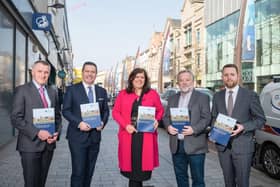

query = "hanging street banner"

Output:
[[242, 0, 255, 61], [32, 13, 52, 31]]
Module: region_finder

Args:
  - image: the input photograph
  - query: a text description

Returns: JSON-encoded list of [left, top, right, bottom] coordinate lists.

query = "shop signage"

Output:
[[32, 13, 52, 31]]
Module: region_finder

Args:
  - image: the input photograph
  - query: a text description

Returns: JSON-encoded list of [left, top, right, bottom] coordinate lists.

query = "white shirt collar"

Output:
[[82, 82, 95, 90], [32, 80, 46, 90], [225, 85, 239, 94]]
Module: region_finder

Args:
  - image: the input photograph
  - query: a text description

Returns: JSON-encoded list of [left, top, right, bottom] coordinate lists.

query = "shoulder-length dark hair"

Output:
[[126, 68, 151, 94]]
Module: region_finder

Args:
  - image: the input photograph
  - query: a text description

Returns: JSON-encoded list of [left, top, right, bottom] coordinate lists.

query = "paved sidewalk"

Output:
[[0, 116, 279, 187]]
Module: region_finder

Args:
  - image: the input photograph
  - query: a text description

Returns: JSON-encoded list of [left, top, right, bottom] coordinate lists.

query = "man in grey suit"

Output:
[[11, 60, 62, 187], [211, 64, 266, 187], [163, 70, 211, 187]]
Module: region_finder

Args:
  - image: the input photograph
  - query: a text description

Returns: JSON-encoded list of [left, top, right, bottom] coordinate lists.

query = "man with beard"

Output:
[[163, 70, 211, 187], [211, 64, 266, 187]]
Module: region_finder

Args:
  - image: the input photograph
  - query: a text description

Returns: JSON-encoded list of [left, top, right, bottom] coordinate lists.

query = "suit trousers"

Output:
[[68, 139, 100, 187], [20, 149, 54, 187], [218, 148, 253, 187], [172, 140, 205, 187]]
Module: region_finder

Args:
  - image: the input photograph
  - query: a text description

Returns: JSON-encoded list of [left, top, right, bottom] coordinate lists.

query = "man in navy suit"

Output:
[[62, 61, 109, 187], [212, 64, 266, 187]]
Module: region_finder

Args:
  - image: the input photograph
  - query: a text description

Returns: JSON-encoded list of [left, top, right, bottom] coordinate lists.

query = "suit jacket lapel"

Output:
[[173, 93, 180, 107], [188, 90, 197, 110], [232, 87, 243, 117], [77, 82, 89, 103], [29, 82, 45, 108], [220, 90, 228, 115], [46, 86, 55, 107]]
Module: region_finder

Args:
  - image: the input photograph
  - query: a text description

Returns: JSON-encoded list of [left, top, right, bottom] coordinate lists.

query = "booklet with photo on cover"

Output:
[[33, 108, 55, 135], [80, 103, 102, 128], [209, 113, 237, 146], [170, 107, 190, 133], [137, 106, 156, 132]]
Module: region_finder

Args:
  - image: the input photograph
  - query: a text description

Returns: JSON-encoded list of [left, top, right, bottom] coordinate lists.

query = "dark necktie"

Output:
[[227, 90, 233, 116], [39, 86, 48, 108], [88, 86, 94, 103]]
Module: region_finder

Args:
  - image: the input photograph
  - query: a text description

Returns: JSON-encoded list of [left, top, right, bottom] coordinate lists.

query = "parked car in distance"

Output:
[[253, 76, 280, 179]]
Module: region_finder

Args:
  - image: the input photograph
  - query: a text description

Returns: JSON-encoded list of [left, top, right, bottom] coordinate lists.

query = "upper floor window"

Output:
[[196, 28, 200, 44], [184, 24, 192, 47]]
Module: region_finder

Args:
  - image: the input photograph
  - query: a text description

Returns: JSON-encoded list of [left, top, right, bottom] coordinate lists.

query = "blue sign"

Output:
[[32, 13, 52, 31], [242, 0, 255, 61]]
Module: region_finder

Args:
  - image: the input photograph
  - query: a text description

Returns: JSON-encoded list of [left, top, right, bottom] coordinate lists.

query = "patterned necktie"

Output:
[[39, 86, 48, 108], [227, 90, 233, 116], [88, 86, 94, 103]]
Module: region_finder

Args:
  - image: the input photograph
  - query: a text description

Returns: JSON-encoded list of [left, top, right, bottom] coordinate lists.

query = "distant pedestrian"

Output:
[[211, 63, 266, 187], [62, 61, 109, 187], [163, 70, 211, 187], [112, 68, 164, 187], [10, 60, 62, 187]]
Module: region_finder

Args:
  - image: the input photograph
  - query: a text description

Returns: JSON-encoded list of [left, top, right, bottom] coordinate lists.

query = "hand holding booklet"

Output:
[[80, 103, 102, 128], [170, 107, 190, 133], [33, 108, 55, 135], [209, 113, 237, 146], [137, 106, 156, 132]]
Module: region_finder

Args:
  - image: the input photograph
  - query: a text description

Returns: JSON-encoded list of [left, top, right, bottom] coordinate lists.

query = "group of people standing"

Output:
[[10, 60, 266, 187]]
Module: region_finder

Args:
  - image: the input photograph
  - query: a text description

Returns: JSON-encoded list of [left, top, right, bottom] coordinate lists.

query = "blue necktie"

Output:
[[88, 86, 94, 103]]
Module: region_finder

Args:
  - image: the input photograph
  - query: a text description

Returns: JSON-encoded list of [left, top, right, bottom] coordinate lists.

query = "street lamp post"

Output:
[[234, 0, 248, 86]]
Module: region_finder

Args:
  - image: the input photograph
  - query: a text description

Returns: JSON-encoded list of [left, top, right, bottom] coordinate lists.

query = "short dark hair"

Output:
[[222, 64, 238, 74], [32, 60, 50, 70], [126, 68, 151, 94], [82, 61, 97, 73]]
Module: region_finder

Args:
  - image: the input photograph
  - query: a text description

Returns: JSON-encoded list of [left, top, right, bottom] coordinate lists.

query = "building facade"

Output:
[[181, 0, 206, 87], [205, 0, 280, 92], [0, 0, 72, 146]]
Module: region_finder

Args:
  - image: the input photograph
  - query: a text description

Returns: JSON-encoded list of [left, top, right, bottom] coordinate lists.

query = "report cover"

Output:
[[137, 106, 156, 132], [33, 108, 55, 135], [80, 103, 102, 128], [170, 107, 190, 133], [209, 113, 237, 146]]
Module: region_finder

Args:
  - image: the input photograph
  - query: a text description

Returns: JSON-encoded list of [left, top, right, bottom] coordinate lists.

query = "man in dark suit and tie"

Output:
[[62, 61, 109, 187], [11, 60, 62, 187], [211, 64, 266, 187], [163, 70, 211, 187]]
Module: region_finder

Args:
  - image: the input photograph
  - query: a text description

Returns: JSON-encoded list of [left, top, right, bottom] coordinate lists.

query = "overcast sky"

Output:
[[67, 0, 183, 70]]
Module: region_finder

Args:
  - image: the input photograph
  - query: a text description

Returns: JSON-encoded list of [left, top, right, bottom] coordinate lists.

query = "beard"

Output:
[[181, 86, 193, 93], [225, 80, 238, 88]]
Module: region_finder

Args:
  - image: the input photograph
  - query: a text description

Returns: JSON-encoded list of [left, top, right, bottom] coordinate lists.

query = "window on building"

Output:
[[256, 39, 263, 66], [217, 42, 223, 70], [196, 28, 200, 44], [184, 24, 192, 47], [0, 5, 14, 146], [15, 27, 27, 87], [196, 53, 201, 68]]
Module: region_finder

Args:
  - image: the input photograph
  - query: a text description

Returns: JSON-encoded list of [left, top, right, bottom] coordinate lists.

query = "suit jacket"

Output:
[[211, 87, 266, 153], [62, 82, 109, 144], [163, 89, 211, 154], [10, 82, 62, 152]]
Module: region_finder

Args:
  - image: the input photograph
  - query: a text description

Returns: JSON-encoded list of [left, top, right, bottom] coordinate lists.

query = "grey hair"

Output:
[[32, 60, 51, 70], [177, 70, 194, 82]]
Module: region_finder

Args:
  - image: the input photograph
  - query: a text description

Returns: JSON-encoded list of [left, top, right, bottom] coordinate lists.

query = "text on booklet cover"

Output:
[[209, 113, 236, 146], [81, 103, 102, 128], [33, 108, 55, 135], [170, 107, 190, 133], [137, 106, 156, 132]]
